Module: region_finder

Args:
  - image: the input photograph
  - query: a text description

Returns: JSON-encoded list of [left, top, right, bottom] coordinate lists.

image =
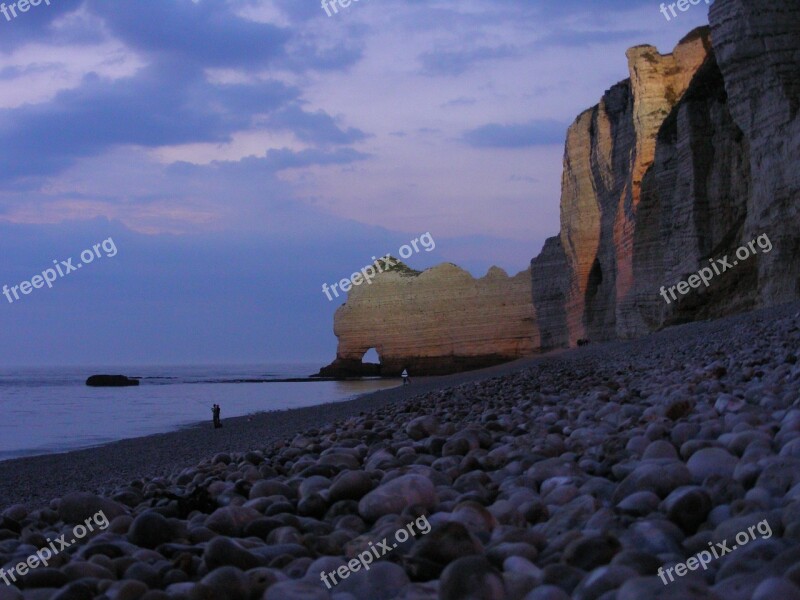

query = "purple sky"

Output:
[[0, 0, 710, 366]]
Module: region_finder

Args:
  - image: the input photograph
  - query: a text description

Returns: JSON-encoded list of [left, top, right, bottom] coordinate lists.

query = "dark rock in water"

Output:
[[315, 360, 382, 379], [86, 374, 140, 387]]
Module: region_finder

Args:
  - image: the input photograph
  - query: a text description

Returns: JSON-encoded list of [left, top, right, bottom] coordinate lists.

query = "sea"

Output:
[[0, 364, 399, 462]]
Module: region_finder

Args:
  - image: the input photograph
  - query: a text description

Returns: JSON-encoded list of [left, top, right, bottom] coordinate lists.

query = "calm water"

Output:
[[0, 364, 399, 461]]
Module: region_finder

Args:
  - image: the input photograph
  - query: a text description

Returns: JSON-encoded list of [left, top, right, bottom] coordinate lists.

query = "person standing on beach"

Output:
[[212, 404, 222, 428], [401, 368, 410, 385]]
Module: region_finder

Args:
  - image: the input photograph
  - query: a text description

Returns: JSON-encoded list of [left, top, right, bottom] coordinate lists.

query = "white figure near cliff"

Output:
[[401, 369, 410, 385]]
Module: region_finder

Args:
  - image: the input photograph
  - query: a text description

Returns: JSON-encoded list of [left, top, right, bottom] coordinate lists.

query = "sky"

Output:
[[0, 0, 710, 366]]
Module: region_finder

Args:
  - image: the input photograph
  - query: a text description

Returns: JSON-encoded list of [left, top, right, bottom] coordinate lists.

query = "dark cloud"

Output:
[[463, 120, 567, 148], [0, 0, 373, 187], [279, 32, 366, 72], [419, 45, 520, 76], [0, 0, 85, 52], [170, 147, 370, 176], [86, 0, 290, 69], [259, 147, 370, 170], [271, 0, 328, 23], [0, 62, 301, 183], [265, 105, 369, 145]]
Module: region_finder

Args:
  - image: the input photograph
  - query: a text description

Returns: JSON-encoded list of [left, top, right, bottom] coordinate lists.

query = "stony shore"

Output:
[[2, 302, 800, 599]]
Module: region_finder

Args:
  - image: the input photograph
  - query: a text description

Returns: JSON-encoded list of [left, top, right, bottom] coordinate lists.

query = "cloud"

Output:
[[441, 96, 477, 108], [463, 120, 568, 148], [419, 45, 520, 76], [260, 147, 370, 170], [264, 105, 369, 145], [171, 147, 371, 174], [0, 63, 301, 184], [86, 0, 290, 69], [0, 0, 85, 52]]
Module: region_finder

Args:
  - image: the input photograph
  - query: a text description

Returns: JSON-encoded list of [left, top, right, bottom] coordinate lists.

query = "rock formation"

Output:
[[532, 29, 713, 347], [86, 375, 140, 387], [534, 0, 800, 345], [323, 0, 800, 375], [318, 261, 537, 377], [710, 0, 800, 305]]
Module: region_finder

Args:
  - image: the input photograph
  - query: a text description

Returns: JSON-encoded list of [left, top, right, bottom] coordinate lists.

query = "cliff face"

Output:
[[532, 30, 713, 347], [622, 53, 754, 334], [319, 261, 538, 377], [530, 236, 568, 351], [710, 0, 800, 305], [534, 0, 800, 344], [322, 0, 800, 376]]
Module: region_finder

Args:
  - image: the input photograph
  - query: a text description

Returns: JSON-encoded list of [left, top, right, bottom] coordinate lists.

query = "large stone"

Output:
[[85, 374, 139, 387], [661, 486, 712, 533], [329, 471, 375, 503], [687, 448, 738, 483], [128, 511, 175, 549], [204, 506, 261, 537], [58, 493, 127, 525], [204, 536, 266, 571], [410, 522, 484, 580], [439, 556, 505, 600], [358, 474, 437, 521], [617, 576, 721, 600]]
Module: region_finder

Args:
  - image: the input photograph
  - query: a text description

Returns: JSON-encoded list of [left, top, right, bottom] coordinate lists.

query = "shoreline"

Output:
[[0, 301, 798, 598], [3, 300, 797, 513], [0, 355, 550, 511], [0, 378, 400, 464]]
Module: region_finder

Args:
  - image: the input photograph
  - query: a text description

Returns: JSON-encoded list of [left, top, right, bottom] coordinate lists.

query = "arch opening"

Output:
[[359, 347, 382, 377]]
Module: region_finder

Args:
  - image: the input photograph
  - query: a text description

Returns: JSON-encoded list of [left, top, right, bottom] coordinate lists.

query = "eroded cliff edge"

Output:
[[531, 28, 714, 347], [319, 261, 538, 377], [322, 0, 800, 377], [535, 0, 800, 346]]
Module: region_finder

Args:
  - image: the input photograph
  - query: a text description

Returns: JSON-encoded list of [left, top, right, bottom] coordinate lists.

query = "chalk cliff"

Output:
[[319, 261, 537, 377], [322, 0, 800, 376], [531, 29, 713, 347], [534, 0, 800, 345]]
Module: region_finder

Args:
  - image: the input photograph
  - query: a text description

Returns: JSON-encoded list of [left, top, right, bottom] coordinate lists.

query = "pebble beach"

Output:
[[2, 301, 800, 599]]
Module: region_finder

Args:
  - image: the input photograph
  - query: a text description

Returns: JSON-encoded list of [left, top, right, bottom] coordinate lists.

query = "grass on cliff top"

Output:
[[383, 256, 421, 276], [641, 50, 660, 65]]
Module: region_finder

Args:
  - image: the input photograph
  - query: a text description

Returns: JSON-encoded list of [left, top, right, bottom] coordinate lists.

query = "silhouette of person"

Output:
[[212, 404, 222, 428], [401, 368, 410, 385]]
